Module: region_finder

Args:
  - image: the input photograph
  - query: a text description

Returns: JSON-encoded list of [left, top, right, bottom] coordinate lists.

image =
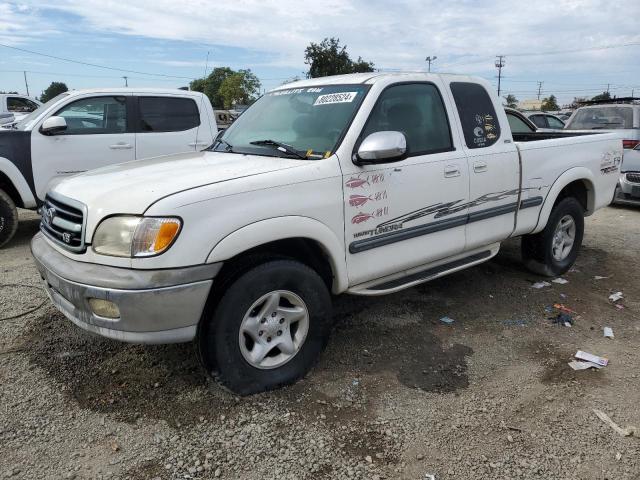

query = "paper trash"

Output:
[[575, 350, 608, 366]]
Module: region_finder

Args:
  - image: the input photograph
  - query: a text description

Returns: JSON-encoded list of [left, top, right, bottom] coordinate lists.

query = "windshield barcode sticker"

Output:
[[314, 92, 358, 106]]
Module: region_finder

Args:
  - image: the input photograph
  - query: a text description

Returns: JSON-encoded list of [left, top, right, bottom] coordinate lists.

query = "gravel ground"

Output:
[[1, 207, 639, 480]]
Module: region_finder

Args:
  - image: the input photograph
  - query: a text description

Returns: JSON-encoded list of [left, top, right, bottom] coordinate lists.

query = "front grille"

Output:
[[40, 194, 86, 252], [626, 172, 640, 184]]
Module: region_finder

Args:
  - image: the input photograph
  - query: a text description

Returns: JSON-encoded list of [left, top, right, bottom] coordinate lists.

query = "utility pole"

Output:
[[425, 56, 437, 73], [606, 83, 610, 94], [537, 81, 543, 100], [495, 55, 505, 97], [122, 76, 128, 87], [23, 71, 30, 96]]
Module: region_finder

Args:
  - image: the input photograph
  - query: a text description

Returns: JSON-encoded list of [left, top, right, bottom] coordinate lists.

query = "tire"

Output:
[[521, 197, 584, 277], [197, 259, 332, 395], [0, 189, 18, 249]]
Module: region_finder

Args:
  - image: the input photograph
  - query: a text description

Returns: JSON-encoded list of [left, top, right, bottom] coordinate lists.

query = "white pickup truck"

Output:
[[0, 88, 217, 247], [31, 73, 622, 395]]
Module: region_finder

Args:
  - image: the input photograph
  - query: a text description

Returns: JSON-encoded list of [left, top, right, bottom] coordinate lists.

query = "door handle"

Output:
[[444, 165, 461, 178], [473, 161, 488, 173], [188, 141, 210, 147], [109, 143, 132, 150]]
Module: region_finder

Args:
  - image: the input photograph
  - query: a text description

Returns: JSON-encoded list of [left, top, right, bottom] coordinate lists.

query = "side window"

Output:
[[361, 83, 452, 155], [546, 116, 565, 129], [139, 97, 200, 133], [529, 115, 547, 128], [507, 112, 534, 133], [7, 97, 39, 113], [55, 96, 127, 134], [450, 82, 500, 148]]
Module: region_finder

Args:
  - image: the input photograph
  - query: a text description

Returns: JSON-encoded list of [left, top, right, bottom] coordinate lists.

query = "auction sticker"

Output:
[[314, 92, 358, 106]]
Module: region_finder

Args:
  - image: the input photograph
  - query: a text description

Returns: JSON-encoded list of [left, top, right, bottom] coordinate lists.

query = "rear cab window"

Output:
[[138, 97, 200, 132], [450, 82, 500, 148], [566, 106, 634, 130], [506, 111, 535, 133]]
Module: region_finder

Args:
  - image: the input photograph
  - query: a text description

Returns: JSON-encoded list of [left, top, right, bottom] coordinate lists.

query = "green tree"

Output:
[[503, 94, 518, 108], [304, 37, 374, 78], [218, 69, 261, 109], [40, 82, 68, 103], [189, 67, 235, 108], [591, 91, 611, 102], [541, 94, 559, 111]]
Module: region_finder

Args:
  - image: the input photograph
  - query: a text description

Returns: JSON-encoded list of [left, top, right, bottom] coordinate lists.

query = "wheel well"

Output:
[[553, 179, 592, 214], [215, 238, 334, 290], [0, 172, 24, 208]]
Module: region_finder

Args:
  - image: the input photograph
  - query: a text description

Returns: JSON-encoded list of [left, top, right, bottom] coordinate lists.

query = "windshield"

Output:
[[212, 84, 368, 158], [14, 93, 70, 130], [565, 106, 634, 130]]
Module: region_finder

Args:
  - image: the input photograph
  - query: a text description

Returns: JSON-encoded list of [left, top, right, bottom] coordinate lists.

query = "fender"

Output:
[[206, 216, 348, 294], [532, 167, 595, 234], [0, 157, 37, 208]]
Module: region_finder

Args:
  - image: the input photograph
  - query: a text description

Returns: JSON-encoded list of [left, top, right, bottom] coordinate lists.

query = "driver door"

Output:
[[31, 95, 135, 200], [342, 82, 470, 286]]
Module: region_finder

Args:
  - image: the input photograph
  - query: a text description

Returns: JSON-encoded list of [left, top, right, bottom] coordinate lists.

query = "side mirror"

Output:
[[40, 116, 67, 135], [355, 131, 407, 164]]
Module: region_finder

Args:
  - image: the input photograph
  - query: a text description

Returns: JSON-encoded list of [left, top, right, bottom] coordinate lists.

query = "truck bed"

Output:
[[512, 131, 602, 142]]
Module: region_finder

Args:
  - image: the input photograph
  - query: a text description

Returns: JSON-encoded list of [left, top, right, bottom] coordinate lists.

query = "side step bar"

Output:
[[347, 248, 496, 296]]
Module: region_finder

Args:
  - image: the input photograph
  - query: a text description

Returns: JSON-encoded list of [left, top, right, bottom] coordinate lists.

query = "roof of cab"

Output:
[[62, 88, 205, 97], [270, 72, 481, 92]]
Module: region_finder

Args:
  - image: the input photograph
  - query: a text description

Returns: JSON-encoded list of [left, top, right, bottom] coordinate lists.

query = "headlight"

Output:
[[92, 216, 182, 257]]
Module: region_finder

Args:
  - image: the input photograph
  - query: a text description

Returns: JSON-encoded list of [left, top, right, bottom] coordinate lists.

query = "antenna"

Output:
[[196, 51, 212, 148]]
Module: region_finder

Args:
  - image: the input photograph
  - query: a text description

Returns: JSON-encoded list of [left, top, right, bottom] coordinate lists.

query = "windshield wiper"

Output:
[[249, 139, 306, 159]]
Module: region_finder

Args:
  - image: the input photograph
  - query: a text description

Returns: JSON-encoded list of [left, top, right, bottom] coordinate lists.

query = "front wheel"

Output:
[[197, 259, 332, 395], [0, 189, 18, 248], [522, 197, 584, 277]]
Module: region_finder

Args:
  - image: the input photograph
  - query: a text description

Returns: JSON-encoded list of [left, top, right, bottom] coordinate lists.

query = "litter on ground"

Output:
[[568, 360, 603, 370], [439, 316, 455, 325], [575, 350, 608, 366], [615, 304, 625, 311], [552, 278, 568, 284], [532, 281, 551, 289], [551, 313, 573, 327], [609, 292, 624, 302], [593, 409, 637, 437], [594, 275, 609, 280], [553, 303, 578, 314], [604, 327, 614, 338]]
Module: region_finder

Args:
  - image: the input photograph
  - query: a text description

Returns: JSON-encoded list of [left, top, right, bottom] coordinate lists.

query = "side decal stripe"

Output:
[[349, 201, 523, 254]]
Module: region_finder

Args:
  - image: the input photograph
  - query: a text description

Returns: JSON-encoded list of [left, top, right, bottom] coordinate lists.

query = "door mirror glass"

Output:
[[356, 131, 406, 164], [40, 116, 67, 135]]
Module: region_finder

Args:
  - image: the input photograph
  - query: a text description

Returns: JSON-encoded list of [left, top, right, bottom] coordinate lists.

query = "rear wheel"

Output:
[[197, 259, 332, 395], [0, 189, 18, 248], [522, 197, 584, 276]]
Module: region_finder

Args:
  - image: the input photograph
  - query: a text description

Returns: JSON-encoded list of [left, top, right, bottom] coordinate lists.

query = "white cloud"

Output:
[[5, 0, 640, 101]]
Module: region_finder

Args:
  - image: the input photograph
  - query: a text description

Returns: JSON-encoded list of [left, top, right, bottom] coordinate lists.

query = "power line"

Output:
[[0, 42, 194, 80]]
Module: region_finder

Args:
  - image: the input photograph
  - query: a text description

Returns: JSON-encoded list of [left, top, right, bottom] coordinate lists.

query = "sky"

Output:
[[1, 0, 639, 106]]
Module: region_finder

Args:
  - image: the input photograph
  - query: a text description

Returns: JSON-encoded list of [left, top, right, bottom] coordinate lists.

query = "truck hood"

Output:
[[52, 150, 306, 230]]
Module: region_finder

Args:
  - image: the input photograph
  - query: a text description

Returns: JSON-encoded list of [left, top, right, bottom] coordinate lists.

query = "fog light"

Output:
[[88, 298, 120, 319]]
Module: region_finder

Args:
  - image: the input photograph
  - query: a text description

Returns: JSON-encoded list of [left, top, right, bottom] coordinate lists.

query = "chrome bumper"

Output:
[[614, 173, 640, 206], [31, 232, 220, 344]]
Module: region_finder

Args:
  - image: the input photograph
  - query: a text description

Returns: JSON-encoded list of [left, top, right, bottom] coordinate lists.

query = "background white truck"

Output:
[[0, 93, 41, 126], [0, 88, 217, 247], [31, 73, 621, 395]]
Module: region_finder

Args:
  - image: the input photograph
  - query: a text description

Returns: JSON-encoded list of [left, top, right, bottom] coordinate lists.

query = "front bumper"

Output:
[[31, 232, 221, 344], [614, 172, 640, 206]]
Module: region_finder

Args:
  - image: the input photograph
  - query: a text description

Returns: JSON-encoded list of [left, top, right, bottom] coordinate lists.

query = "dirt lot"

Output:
[[1, 207, 639, 480]]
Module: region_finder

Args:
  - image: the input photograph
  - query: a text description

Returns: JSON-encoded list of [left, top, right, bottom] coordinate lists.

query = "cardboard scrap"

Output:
[[575, 350, 608, 366], [568, 360, 603, 370]]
